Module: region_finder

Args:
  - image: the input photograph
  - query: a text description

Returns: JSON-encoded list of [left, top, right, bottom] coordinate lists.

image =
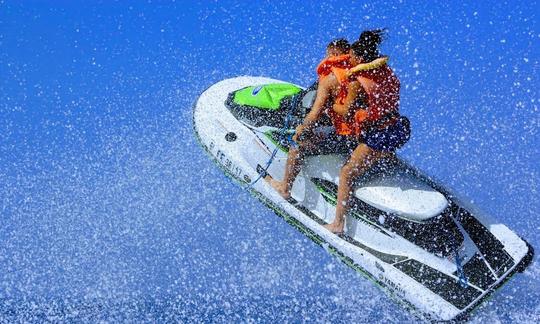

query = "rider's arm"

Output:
[[299, 75, 335, 133]]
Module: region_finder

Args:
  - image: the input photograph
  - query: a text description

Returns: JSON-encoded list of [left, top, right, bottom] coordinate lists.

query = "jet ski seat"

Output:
[[354, 160, 449, 222]]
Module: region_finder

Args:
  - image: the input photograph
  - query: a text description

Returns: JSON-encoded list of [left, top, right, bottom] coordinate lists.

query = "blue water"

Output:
[[1, 1, 538, 322]]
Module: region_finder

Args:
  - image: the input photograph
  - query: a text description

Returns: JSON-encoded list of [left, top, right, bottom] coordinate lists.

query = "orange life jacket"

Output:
[[328, 57, 400, 136], [326, 105, 368, 136], [316, 54, 351, 79]]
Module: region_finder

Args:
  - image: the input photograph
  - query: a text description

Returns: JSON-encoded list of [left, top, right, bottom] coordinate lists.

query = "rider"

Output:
[[267, 29, 410, 234]]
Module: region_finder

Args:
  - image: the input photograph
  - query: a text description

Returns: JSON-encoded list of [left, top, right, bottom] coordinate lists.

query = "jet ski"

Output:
[[192, 76, 534, 321]]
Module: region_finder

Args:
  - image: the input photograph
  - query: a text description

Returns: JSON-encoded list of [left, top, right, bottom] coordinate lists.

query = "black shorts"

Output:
[[301, 127, 359, 156], [299, 116, 410, 156]]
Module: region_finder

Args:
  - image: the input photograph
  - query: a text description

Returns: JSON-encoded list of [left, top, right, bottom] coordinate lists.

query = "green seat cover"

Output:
[[233, 83, 301, 111]]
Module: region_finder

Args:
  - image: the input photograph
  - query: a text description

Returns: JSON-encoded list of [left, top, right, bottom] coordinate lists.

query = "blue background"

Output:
[[1, 0, 538, 322]]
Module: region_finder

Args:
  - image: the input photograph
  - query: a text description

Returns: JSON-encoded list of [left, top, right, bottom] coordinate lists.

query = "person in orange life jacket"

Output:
[[266, 29, 410, 235], [265, 38, 355, 199]]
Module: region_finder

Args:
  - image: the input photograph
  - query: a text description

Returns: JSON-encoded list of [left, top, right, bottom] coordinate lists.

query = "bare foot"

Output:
[[264, 175, 291, 200], [324, 222, 344, 235]]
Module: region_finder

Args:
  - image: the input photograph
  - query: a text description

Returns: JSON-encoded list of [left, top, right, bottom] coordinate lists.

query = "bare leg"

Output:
[[266, 75, 337, 199], [266, 143, 309, 199], [324, 144, 388, 234]]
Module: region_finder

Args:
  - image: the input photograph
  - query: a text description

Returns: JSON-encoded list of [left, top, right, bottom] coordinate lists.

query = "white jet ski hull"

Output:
[[193, 76, 533, 321]]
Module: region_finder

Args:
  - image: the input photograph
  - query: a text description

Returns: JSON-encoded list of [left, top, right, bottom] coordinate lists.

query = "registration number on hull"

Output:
[[208, 140, 251, 183]]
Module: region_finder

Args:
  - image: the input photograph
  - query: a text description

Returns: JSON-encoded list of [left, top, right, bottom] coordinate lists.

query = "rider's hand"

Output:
[[293, 124, 306, 143]]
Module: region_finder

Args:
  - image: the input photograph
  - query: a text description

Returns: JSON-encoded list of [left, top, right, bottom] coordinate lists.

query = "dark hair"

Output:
[[352, 29, 387, 62], [327, 38, 350, 53]]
